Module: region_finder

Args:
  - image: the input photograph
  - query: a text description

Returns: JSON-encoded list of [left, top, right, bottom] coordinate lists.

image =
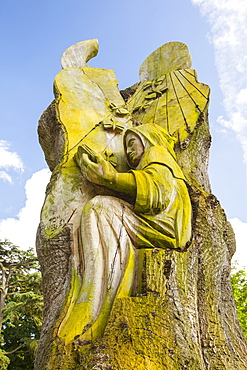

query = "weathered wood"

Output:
[[35, 41, 247, 370]]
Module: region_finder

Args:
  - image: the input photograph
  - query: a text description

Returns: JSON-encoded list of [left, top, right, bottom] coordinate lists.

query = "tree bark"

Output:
[[0, 263, 10, 333]]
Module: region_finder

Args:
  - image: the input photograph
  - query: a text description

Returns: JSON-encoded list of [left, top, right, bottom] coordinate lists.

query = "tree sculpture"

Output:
[[35, 40, 247, 369]]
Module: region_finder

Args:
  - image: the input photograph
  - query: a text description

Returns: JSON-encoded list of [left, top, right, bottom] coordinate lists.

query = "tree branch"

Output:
[[9, 279, 27, 287], [3, 344, 25, 355]]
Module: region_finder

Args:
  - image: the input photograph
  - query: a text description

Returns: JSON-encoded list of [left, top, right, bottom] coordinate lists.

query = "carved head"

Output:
[[124, 123, 177, 168], [124, 132, 145, 168]]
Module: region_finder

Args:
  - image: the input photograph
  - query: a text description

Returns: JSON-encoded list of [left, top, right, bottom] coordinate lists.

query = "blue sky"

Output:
[[0, 0, 246, 268]]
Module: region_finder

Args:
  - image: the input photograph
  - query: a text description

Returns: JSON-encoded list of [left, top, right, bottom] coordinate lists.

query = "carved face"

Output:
[[125, 132, 144, 168]]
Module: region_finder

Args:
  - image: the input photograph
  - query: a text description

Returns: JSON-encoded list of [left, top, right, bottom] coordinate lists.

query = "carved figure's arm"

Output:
[[74, 146, 136, 198], [130, 164, 175, 214]]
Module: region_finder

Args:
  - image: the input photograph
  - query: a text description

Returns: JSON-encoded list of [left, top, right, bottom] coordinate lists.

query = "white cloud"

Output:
[[0, 139, 24, 183], [236, 88, 247, 105], [230, 218, 247, 271], [0, 171, 12, 183], [0, 168, 51, 251], [191, 0, 247, 169]]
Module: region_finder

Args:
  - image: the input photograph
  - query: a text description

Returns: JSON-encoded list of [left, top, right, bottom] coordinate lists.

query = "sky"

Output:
[[0, 0, 246, 270]]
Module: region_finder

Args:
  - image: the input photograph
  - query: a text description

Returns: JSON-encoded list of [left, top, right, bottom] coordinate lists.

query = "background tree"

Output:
[[0, 240, 43, 369], [231, 263, 247, 339]]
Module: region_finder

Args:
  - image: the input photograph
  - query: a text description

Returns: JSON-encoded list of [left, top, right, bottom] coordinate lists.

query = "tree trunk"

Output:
[[0, 263, 10, 333], [35, 41, 247, 369]]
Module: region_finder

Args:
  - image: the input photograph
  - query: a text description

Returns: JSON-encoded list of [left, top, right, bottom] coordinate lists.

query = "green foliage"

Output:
[[0, 349, 10, 370], [231, 262, 247, 339], [0, 240, 43, 369]]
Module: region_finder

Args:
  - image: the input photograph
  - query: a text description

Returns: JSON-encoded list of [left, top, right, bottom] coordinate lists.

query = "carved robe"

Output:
[[126, 124, 192, 250]]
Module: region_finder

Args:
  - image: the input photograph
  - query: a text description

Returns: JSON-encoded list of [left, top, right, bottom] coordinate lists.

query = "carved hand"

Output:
[[74, 145, 136, 198], [74, 146, 117, 187]]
